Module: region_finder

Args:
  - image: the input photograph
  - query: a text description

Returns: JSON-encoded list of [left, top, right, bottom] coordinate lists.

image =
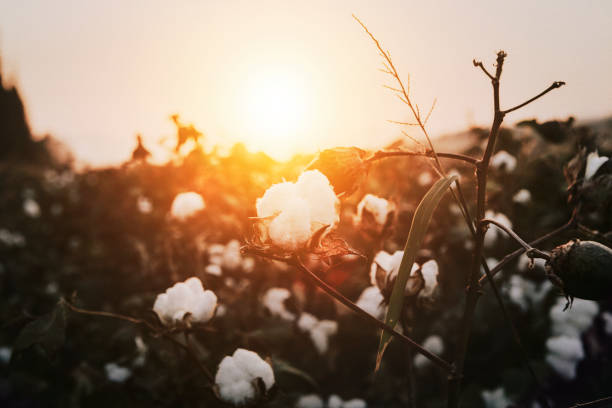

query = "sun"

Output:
[[239, 70, 312, 159]]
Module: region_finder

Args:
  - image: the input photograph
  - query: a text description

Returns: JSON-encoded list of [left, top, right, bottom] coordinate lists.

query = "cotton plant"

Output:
[[262, 287, 296, 321], [170, 191, 205, 220], [214, 348, 275, 405], [153, 277, 217, 326], [297, 312, 338, 354], [254, 170, 339, 251]]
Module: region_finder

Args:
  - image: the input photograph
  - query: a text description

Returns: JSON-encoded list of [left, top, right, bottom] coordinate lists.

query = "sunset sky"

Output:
[[1, 0, 611, 166]]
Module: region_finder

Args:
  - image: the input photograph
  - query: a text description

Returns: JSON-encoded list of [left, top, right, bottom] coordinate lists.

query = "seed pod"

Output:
[[545, 240, 612, 302], [306, 147, 369, 196]]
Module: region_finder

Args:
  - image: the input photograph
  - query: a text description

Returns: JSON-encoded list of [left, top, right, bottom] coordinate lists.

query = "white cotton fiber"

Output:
[[356, 194, 391, 226], [215, 348, 275, 405], [170, 192, 205, 220], [356, 286, 385, 319], [153, 277, 217, 325], [262, 287, 295, 321]]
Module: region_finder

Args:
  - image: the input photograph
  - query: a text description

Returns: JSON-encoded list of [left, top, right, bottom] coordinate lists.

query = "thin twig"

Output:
[[481, 218, 551, 260], [503, 81, 566, 114], [473, 60, 495, 80], [366, 150, 478, 166], [568, 396, 612, 408]]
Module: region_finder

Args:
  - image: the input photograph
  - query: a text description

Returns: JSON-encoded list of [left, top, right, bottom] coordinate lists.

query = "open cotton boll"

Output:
[[153, 277, 217, 325], [481, 387, 512, 408], [602, 312, 612, 336], [255, 170, 339, 251], [262, 288, 296, 321], [505, 276, 552, 311], [215, 348, 275, 405], [137, 196, 153, 214], [104, 363, 132, 383], [222, 240, 243, 270], [295, 394, 324, 408], [584, 151, 609, 180], [414, 335, 444, 368], [343, 399, 367, 408], [170, 192, 205, 220], [512, 189, 532, 204], [356, 286, 385, 319], [0, 347, 12, 364], [419, 260, 439, 298], [0, 229, 26, 247], [356, 194, 391, 226], [490, 150, 517, 172], [205, 264, 222, 276], [23, 198, 41, 218], [549, 298, 598, 338], [297, 313, 338, 354], [483, 210, 513, 248], [546, 335, 584, 380], [369, 250, 404, 286]]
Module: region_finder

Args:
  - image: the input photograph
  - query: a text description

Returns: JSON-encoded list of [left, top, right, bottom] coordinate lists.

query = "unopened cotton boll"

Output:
[[153, 277, 217, 325], [262, 287, 295, 321], [545, 335, 584, 380], [170, 192, 205, 220], [512, 189, 532, 204], [584, 151, 609, 180], [296, 394, 324, 408], [414, 335, 444, 368], [215, 348, 275, 405], [356, 194, 391, 226], [297, 313, 338, 354], [356, 286, 385, 319], [104, 363, 132, 383], [490, 150, 517, 172], [255, 170, 339, 251], [483, 210, 513, 248], [481, 387, 512, 408]]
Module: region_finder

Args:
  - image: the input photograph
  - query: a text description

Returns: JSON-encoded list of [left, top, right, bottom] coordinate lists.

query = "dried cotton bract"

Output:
[[153, 277, 217, 325], [170, 192, 205, 220], [256, 170, 339, 251], [215, 348, 275, 405]]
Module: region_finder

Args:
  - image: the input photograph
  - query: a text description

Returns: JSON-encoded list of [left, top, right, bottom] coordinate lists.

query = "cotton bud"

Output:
[[153, 277, 217, 326], [545, 240, 612, 303], [170, 192, 205, 220], [255, 170, 339, 251], [214, 348, 275, 405], [306, 147, 369, 196]]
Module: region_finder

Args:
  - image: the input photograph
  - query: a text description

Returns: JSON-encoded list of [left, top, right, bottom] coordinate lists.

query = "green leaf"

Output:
[[14, 301, 67, 357], [375, 175, 457, 371], [271, 357, 319, 390]]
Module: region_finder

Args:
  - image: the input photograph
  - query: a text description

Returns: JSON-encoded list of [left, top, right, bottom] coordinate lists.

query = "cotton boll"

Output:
[[262, 288, 295, 321], [0, 229, 26, 247], [223, 240, 243, 270], [505, 276, 551, 311], [414, 335, 444, 368], [584, 151, 609, 180], [512, 189, 532, 204], [153, 277, 217, 326], [215, 348, 275, 405], [137, 196, 153, 213], [356, 286, 385, 319], [298, 313, 319, 332], [419, 260, 439, 298], [256, 182, 299, 218], [328, 395, 344, 408], [481, 387, 512, 408], [546, 336, 584, 380], [483, 210, 513, 248], [268, 197, 313, 250], [343, 399, 367, 408], [170, 192, 205, 220], [418, 172, 433, 186], [23, 198, 41, 218], [242, 257, 256, 273], [550, 298, 598, 338], [295, 170, 339, 228], [295, 394, 324, 408], [356, 194, 391, 226], [491, 150, 517, 172], [602, 312, 612, 336], [105, 363, 132, 383], [208, 244, 225, 266], [205, 264, 222, 276], [310, 320, 338, 354], [0, 347, 12, 364]]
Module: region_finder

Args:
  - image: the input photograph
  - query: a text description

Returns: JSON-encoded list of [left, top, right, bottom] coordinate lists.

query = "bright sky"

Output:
[[1, 0, 611, 165]]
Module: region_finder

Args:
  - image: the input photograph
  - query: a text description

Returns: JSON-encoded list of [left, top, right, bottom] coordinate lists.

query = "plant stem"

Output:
[[366, 150, 478, 166], [481, 218, 551, 260]]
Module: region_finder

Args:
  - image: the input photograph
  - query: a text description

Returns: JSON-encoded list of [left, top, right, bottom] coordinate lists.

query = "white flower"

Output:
[[414, 335, 444, 368], [549, 298, 598, 338], [481, 387, 512, 408], [297, 312, 338, 354], [483, 210, 513, 248], [256, 170, 339, 251], [0, 347, 12, 364], [215, 348, 275, 405], [356, 286, 385, 319], [262, 288, 295, 321], [170, 192, 205, 220], [104, 363, 132, 383], [23, 198, 41, 218], [584, 150, 609, 180], [153, 277, 217, 325], [546, 335, 584, 380], [296, 394, 324, 408], [356, 194, 392, 226], [512, 189, 532, 204], [137, 196, 153, 213], [490, 150, 517, 172], [0, 229, 26, 247]]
